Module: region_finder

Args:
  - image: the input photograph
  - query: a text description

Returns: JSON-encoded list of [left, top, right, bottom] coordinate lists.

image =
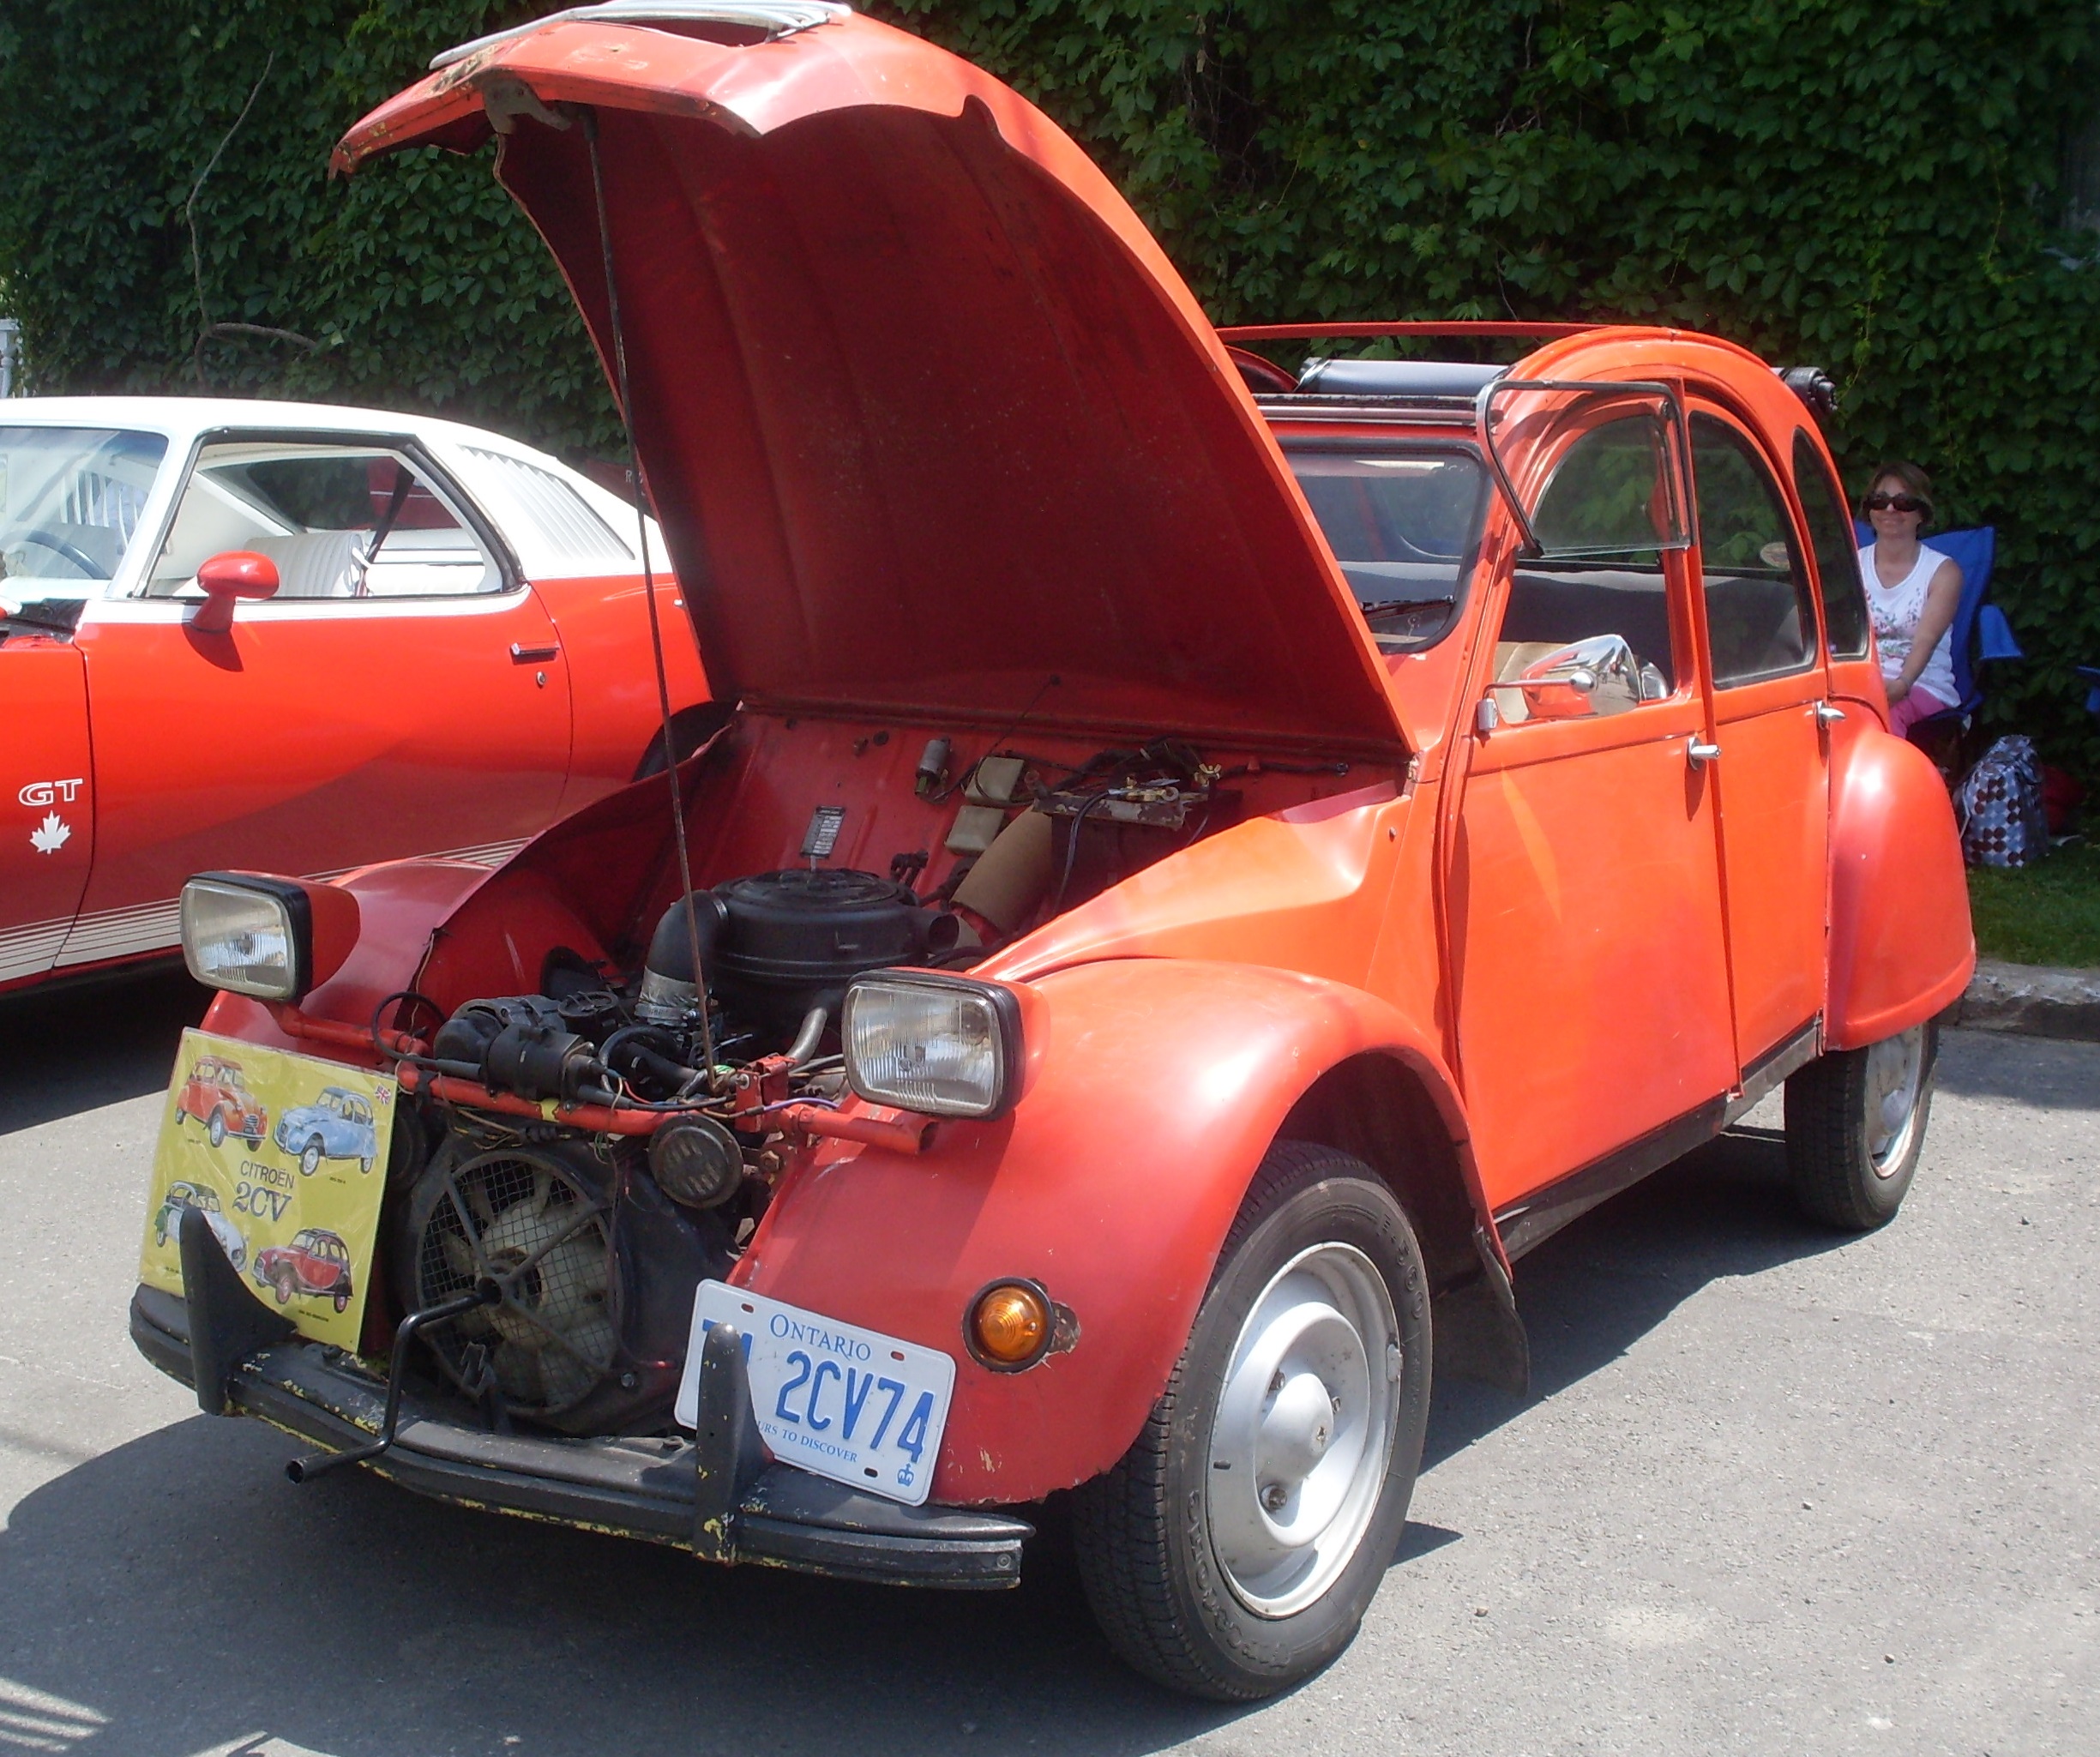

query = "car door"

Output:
[[1, 421, 172, 986], [1685, 405, 1832, 1072], [0, 632, 93, 985], [1451, 396, 1738, 1237], [65, 433, 573, 968]]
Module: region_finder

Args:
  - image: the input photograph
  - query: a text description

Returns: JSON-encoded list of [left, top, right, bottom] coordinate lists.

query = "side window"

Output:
[[1489, 414, 1678, 723], [1791, 429, 1871, 659], [1690, 414, 1816, 684], [461, 446, 634, 574], [147, 442, 501, 599]]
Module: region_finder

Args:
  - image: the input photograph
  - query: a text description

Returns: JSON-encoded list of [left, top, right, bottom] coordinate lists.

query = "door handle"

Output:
[[1814, 702, 1845, 724], [1687, 738, 1721, 769], [509, 642, 560, 664]]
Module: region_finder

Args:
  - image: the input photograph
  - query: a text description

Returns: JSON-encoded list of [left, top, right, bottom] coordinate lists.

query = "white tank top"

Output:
[[1859, 541, 1959, 706]]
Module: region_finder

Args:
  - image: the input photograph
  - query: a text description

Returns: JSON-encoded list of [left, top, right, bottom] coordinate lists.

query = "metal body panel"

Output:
[[0, 638, 93, 984], [1823, 718, 1975, 1047], [336, 9, 1408, 759], [732, 955, 1477, 1506]]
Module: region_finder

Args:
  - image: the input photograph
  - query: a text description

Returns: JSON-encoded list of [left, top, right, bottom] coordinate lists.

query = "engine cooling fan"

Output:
[[409, 1145, 618, 1423]]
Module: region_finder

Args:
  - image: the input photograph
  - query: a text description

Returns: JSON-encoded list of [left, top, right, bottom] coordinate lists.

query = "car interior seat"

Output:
[[243, 530, 370, 599]]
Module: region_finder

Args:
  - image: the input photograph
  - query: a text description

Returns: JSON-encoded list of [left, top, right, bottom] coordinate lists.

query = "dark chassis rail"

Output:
[[131, 1254, 1030, 1591]]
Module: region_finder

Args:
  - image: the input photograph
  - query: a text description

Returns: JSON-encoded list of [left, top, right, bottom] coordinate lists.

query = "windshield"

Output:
[[1284, 447, 1487, 650], [0, 427, 167, 594]]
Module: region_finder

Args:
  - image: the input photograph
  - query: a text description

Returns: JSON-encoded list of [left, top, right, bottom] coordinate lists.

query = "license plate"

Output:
[[676, 1282, 955, 1507]]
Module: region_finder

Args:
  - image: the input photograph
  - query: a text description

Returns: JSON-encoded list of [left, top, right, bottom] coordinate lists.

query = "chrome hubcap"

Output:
[[1864, 1025, 1926, 1176], [1206, 1243, 1400, 1618]]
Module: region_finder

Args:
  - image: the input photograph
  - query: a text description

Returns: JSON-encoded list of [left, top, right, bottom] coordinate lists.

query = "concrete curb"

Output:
[[1957, 959, 2100, 1043]]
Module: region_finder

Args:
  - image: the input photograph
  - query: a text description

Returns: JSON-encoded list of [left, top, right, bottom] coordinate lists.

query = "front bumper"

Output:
[[131, 1285, 1029, 1589]]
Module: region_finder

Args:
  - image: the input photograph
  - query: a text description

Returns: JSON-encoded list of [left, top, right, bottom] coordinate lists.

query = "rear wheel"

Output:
[[1071, 1142, 1430, 1700], [1784, 1020, 1937, 1231]]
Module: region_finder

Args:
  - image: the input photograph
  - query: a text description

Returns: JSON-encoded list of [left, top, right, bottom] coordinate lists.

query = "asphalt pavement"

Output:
[[0, 972, 2092, 1757]]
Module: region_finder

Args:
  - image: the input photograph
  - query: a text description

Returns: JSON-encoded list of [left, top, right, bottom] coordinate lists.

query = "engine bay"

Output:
[[365, 713, 1360, 1437]]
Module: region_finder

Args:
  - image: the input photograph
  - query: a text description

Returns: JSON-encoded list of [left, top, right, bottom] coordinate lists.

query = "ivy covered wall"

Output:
[[2, 1, 2096, 774]]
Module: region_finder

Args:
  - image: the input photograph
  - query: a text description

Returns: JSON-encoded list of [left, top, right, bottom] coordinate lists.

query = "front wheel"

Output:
[[1071, 1141, 1431, 1700], [1784, 1020, 1938, 1231], [299, 1140, 322, 1179], [208, 1112, 226, 1149]]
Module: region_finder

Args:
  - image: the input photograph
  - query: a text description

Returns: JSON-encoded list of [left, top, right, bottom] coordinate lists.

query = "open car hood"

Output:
[[339, 5, 1406, 760]]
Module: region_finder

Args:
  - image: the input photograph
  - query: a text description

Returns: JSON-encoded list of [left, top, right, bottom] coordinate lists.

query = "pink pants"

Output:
[[1887, 683, 1953, 737]]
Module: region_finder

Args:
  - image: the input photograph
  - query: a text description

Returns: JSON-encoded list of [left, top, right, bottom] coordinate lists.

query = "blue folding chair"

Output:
[[1851, 523, 2022, 730]]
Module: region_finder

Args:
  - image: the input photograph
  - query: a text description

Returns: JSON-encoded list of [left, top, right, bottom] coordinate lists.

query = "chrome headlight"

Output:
[[842, 972, 1023, 1120], [180, 873, 352, 1002]]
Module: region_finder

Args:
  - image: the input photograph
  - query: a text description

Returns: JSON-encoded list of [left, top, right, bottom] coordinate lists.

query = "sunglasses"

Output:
[[1864, 492, 1928, 514]]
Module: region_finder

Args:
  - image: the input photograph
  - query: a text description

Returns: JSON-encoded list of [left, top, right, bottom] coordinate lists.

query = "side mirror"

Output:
[[1489, 634, 1646, 725], [190, 551, 280, 634]]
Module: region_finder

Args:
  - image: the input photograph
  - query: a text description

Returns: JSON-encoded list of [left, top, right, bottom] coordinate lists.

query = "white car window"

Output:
[[0, 426, 167, 594], [146, 441, 500, 599], [460, 445, 635, 573]]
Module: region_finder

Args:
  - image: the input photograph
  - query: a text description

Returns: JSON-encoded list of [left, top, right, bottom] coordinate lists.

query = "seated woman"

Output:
[[1858, 460, 1962, 737]]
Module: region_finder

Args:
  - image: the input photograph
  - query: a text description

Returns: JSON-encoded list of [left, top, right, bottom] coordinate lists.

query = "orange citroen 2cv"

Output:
[[130, 2, 1973, 1700]]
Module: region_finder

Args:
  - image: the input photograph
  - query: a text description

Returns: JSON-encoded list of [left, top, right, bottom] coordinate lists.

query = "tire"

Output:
[[1070, 1141, 1431, 1700], [358, 1156, 374, 1176], [273, 1270, 296, 1305], [208, 1112, 226, 1149], [333, 1291, 350, 1313], [300, 1140, 322, 1178], [1784, 1019, 1937, 1231]]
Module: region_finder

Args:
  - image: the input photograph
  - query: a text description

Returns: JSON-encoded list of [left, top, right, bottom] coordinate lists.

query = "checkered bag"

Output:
[[1954, 735, 2049, 869]]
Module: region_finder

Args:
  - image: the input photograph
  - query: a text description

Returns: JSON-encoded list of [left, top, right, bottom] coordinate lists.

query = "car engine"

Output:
[[384, 736, 1284, 1435]]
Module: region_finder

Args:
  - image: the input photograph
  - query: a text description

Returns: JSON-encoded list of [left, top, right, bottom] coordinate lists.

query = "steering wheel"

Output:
[[15, 529, 101, 580]]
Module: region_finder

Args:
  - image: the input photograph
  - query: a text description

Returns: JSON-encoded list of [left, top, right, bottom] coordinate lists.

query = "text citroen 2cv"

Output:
[[130, 1, 1971, 1700]]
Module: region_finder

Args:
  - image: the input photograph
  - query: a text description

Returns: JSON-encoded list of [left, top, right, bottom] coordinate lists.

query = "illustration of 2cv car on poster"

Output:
[[139, 1031, 391, 1349], [128, 2, 1971, 1706]]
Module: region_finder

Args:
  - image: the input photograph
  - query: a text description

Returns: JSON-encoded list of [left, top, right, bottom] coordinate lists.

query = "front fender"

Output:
[[1826, 722, 1973, 1049], [202, 858, 496, 1053], [735, 957, 1477, 1507]]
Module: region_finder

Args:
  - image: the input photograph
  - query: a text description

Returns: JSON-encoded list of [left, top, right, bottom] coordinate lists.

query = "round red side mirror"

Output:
[[190, 551, 280, 634]]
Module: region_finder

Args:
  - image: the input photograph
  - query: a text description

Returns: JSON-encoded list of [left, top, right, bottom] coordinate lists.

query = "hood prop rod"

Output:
[[582, 104, 717, 1080], [285, 1279, 501, 1483]]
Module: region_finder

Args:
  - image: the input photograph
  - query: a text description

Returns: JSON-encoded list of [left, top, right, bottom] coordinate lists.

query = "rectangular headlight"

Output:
[[180, 875, 309, 1001], [842, 972, 1023, 1120]]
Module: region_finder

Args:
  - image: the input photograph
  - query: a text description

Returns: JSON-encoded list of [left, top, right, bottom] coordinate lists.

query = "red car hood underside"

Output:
[[339, 11, 1406, 760]]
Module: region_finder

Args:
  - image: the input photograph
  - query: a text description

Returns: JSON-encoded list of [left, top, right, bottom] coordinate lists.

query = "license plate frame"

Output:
[[677, 1282, 956, 1507]]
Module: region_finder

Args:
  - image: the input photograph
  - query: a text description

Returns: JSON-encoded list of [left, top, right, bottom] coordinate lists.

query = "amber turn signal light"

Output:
[[969, 1280, 1050, 1369]]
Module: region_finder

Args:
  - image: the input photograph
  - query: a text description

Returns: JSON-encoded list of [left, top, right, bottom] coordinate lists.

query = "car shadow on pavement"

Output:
[[1930, 1026, 2100, 1111], [0, 967, 204, 1135], [0, 1411, 1237, 1757], [0, 1125, 1855, 1757], [1422, 1123, 1849, 1474]]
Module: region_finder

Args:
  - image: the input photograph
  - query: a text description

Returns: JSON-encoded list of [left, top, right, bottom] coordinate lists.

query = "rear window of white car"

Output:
[[461, 447, 635, 574]]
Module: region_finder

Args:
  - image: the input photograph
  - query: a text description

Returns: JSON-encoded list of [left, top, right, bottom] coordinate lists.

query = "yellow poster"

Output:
[[138, 1028, 394, 1349]]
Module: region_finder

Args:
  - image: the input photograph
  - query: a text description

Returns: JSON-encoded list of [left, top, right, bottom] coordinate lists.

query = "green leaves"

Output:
[[878, 0, 2100, 779], [0, 2, 619, 456], [1, 0, 2096, 777]]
